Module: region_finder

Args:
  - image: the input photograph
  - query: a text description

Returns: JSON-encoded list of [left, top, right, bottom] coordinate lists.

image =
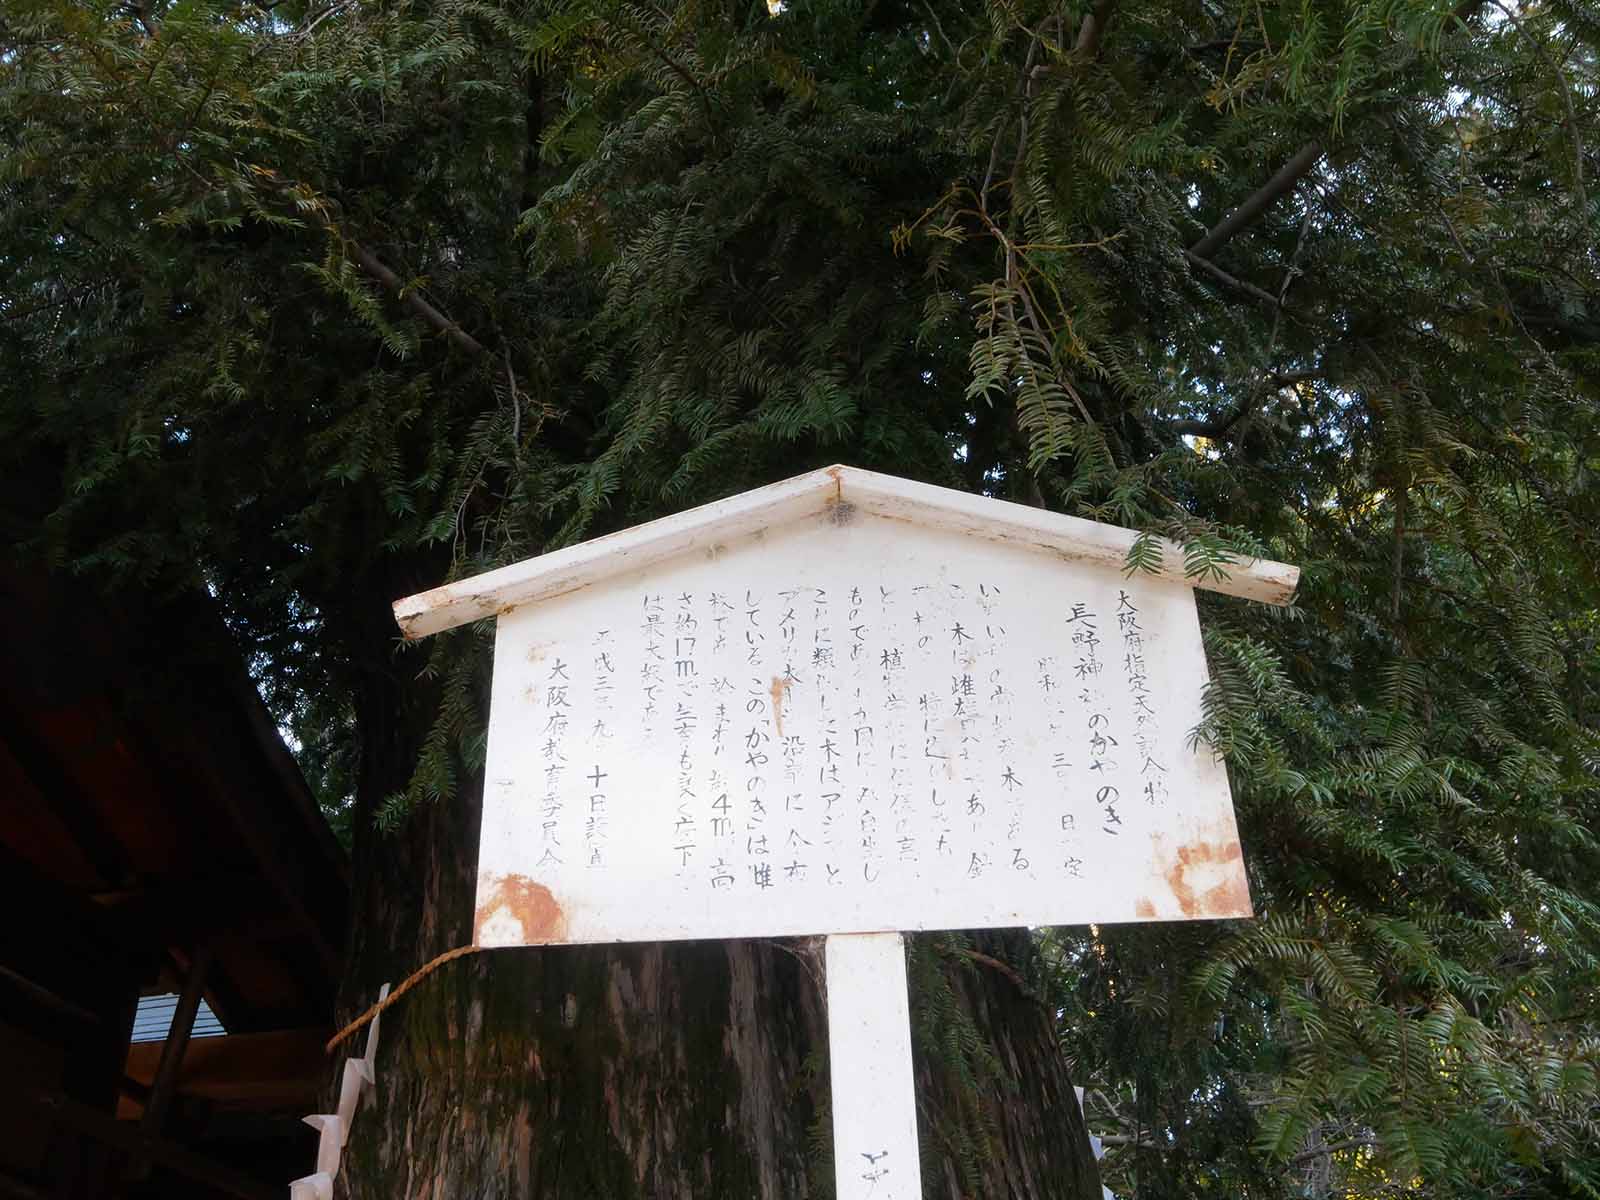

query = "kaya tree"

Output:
[[2, 0, 1598, 1197]]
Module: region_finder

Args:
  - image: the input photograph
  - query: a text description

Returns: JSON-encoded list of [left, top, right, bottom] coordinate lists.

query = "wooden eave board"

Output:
[[394, 465, 1299, 639]]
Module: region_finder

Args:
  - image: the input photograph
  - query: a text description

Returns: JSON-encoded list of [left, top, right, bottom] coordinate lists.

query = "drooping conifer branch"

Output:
[[283, 181, 490, 357]]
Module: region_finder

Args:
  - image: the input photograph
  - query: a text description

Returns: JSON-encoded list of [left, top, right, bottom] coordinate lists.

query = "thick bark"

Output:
[[331, 582, 1102, 1199], [912, 931, 1105, 1199]]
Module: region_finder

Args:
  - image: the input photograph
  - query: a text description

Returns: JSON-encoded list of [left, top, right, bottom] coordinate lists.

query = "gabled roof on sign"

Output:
[[394, 465, 1299, 640]]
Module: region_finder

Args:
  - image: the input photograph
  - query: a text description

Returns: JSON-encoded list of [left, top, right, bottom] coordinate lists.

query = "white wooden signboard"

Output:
[[393, 465, 1297, 1200]]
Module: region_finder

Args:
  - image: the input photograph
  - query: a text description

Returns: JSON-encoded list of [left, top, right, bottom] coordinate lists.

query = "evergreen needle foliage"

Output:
[[2, 0, 1597, 1195]]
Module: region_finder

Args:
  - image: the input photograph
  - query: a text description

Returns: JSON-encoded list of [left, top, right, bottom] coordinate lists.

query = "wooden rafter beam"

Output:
[[0, 702, 132, 890], [0, 1167, 52, 1200], [127, 942, 216, 1182], [33, 1090, 278, 1200]]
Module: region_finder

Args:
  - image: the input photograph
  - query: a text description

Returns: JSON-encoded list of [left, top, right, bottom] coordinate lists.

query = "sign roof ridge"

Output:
[[393, 464, 1297, 640]]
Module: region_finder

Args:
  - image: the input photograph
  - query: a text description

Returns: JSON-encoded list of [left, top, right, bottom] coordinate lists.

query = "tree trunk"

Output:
[[331, 585, 1103, 1199]]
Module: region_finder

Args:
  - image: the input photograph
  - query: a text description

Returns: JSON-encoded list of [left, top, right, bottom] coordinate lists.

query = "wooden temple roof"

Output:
[[0, 560, 348, 1200]]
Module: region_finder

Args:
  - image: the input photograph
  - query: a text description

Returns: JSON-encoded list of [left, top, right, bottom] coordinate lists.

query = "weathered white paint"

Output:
[[387, 469, 1290, 1200], [394, 465, 1298, 639], [469, 506, 1250, 950], [826, 932, 921, 1200]]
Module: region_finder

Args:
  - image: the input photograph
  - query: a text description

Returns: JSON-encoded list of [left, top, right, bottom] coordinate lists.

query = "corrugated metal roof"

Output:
[[130, 993, 226, 1044]]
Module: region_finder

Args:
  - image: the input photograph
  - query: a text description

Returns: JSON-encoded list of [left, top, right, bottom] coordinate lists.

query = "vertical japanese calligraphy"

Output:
[[1117, 590, 1170, 809], [476, 512, 1249, 944], [538, 653, 572, 869]]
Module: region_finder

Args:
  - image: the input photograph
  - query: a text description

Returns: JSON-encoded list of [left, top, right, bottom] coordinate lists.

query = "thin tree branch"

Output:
[[946, 946, 1052, 1008], [344, 239, 488, 357], [620, 15, 717, 134], [2, 284, 108, 323], [1183, 250, 1281, 308], [1003, 33, 1041, 237], [1098, 1133, 1164, 1149], [273, 176, 489, 356], [1086, 1088, 1126, 1123], [1288, 1135, 1376, 1167], [1189, 140, 1325, 260], [980, 117, 1008, 214], [502, 344, 524, 467], [1203, 207, 1315, 437], [1188, 38, 1265, 54], [921, 0, 956, 58], [1168, 394, 1290, 441], [960, 948, 1030, 992], [1485, 0, 1587, 211], [295, 0, 355, 42], [1073, 0, 1117, 58], [1392, 478, 1407, 622], [128, 1, 157, 36]]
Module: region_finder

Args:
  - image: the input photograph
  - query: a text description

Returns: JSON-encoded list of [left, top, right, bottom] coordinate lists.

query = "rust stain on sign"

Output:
[[475, 874, 567, 945], [770, 675, 786, 737], [1163, 838, 1250, 918], [1134, 897, 1157, 919]]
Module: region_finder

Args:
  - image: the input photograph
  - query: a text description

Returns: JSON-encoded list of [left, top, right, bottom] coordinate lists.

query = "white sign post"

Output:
[[827, 931, 921, 1199], [393, 465, 1297, 1198]]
